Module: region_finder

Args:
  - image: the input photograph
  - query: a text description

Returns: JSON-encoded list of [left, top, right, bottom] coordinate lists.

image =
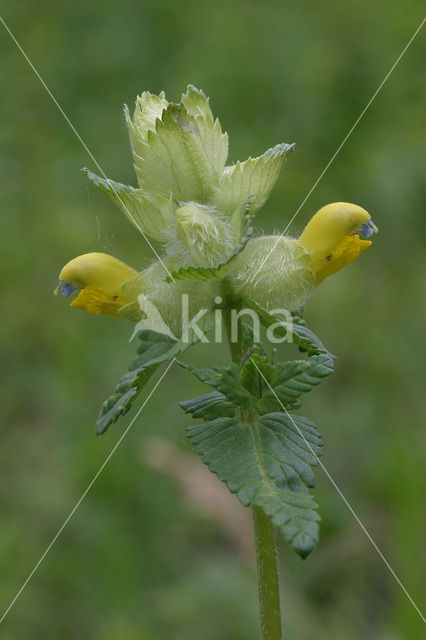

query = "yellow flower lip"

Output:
[[298, 202, 377, 281]]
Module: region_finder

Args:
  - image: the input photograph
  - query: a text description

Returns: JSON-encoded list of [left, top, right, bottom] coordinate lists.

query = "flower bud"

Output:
[[175, 202, 234, 267], [121, 260, 218, 335], [234, 236, 316, 312]]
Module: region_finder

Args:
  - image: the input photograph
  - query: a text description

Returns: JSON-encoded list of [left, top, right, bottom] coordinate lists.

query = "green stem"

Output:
[[223, 308, 241, 364], [222, 290, 283, 639], [252, 506, 283, 640]]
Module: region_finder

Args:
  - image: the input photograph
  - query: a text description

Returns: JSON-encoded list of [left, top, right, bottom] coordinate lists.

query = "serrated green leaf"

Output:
[[256, 353, 334, 414], [96, 330, 189, 435], [165, 243, 244, 282], [82, 167, 141, 227], [181, 85, 212, 120], [243, 297, 332, 356], [239, 347, 276, 398], [82, 168, 174, 243], [179, 391, 235, 420], [213, 142, 295, 216], [186, 412, 322, 557], [132, 330, 184, 366], [95, 364, 158, 436], [134, 103, 228, 202], [166, 262, 233, 282], [178, 360, 258, 412], [239, 348, 304, 411], [125, 91, 169, 150], [178, 347, 332, 416]]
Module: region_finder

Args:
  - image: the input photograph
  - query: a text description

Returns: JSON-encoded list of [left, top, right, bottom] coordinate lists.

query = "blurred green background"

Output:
[[1, 1, 425, 638]]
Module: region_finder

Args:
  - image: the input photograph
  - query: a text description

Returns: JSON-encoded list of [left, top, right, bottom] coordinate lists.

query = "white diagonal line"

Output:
[[0, 358, 176, 625], [0, 15, 175, 282], [250, 357, 426, 624], [249, 16, 425, 284]]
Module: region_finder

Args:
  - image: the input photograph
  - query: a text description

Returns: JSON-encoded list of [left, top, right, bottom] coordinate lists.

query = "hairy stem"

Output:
[[252, 506, 283, 640], [223, 294, 283, 639]]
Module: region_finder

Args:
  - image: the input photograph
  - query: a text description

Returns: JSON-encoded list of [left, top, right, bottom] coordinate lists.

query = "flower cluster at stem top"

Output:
[[55, 85, 377, 335]]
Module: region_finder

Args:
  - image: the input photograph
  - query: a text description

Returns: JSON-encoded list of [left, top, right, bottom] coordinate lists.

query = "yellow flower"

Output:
[[55, 252, 217, 333], [55, 253, 137, 317], [234, 202, 377, 312], [298, 202, 377, 281]]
